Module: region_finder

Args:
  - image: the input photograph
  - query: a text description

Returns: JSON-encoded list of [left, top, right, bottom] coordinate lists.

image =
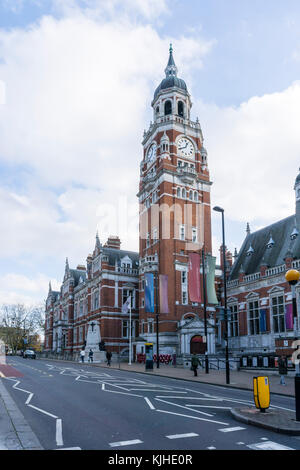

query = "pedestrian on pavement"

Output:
[[80, 348, 85, 363], [88, 349, 94, 363], [278, 355, 288, 385], [191, 353, 200, 377], [106, 350, 112, 366]]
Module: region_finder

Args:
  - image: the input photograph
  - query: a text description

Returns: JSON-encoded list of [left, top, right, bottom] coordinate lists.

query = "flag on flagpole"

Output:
[[122, 296, 131, 314]]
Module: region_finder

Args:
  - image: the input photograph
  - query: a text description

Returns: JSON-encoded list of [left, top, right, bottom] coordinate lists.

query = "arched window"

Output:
[[177, 187, 181, 198], [182, 188, 186, 199], [164, 100, 172, 116], [194, 191, 198, 202], [189, 191, 193, 201], [178, 101, 184, 117]]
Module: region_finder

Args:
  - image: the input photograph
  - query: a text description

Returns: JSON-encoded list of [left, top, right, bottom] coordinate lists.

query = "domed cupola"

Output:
[[153, 44, 189, 105]]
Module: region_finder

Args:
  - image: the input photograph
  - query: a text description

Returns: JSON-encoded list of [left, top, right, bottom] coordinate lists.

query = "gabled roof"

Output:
[[229, 215, 300, 280]]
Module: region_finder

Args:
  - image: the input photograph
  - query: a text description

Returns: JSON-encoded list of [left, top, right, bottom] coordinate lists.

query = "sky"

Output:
[[1, 0, 300, 306]]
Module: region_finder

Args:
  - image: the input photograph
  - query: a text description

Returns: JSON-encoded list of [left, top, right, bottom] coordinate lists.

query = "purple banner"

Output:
[[159, 274, 169, 314], [285, 303, 294, 330], [188, 253, 201, 303]]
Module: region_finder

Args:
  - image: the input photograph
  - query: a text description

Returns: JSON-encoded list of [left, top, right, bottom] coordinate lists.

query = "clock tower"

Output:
[[137, 45, 214, 355]]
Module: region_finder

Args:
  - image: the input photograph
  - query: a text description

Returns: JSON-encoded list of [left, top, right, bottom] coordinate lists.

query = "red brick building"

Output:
[[44, 234, 139, 359], [226, 170, 300, 367]]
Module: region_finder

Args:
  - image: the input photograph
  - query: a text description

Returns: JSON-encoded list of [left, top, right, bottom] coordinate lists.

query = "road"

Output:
[[1, 356, 300, 450]]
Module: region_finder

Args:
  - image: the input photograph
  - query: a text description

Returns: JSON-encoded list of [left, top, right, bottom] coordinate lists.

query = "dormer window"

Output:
[[291, 227, 299, 240], [266, 236, 275, 249], [247, 245, 254, 256]]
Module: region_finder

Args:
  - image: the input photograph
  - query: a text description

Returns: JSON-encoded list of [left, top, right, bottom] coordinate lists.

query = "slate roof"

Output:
[[102, 247, 139, 268], [229, 214, 300, 280]]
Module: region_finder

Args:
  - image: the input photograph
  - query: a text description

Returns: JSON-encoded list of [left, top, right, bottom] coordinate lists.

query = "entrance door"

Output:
[[190, 335, 205, 354]]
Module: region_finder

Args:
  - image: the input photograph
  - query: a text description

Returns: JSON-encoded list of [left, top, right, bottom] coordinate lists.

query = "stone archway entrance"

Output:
[[190, 335, 205, 354]]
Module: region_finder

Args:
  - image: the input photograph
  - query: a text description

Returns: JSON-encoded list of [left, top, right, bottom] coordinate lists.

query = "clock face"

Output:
[[147, 142, 157, 162], [177, 137, 194, 158]]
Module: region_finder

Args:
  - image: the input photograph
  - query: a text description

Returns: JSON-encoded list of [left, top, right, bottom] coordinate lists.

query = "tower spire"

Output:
[[165, 43, 178, 78]]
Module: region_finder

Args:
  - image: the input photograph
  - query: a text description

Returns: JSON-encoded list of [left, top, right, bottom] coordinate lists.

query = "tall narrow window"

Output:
[[192, 227, 197, 243], [178, 101, 184, 117], [248, 300, 260, 335], [229, 304, 239, 337], [164, 100, 172, 115], [271, 295, 285, 333], [180, 225, 185, 241]]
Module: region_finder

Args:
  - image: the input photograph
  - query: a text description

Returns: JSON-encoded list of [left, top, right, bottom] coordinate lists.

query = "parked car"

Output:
[[23, 349, 36, 359]]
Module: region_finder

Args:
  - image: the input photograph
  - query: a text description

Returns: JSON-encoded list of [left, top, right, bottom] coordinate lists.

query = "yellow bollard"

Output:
[[253, 376, 270, 412]]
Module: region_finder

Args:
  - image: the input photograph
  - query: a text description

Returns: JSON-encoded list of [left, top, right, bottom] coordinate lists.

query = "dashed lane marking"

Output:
[[166, 433, 199, 440], [218, 427, 246, 433], [109, 439, 143, 448]]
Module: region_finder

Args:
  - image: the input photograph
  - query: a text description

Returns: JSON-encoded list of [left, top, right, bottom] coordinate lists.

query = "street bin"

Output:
[[253, 376, 270, 412], [145, 343, 153, 371]]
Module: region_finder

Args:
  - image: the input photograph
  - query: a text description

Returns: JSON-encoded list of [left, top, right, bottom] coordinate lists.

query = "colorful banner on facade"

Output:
[[285, 303, 294, 330], [205, 254, 219, 305], [159, 274, 169, 314], [259, 309, 267, 333], [188, 253, 201, 303], [145, 273, 154, 313]]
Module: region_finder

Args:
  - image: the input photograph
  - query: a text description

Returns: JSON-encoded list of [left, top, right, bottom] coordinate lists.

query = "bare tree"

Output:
[[0, 304, 45, 354]]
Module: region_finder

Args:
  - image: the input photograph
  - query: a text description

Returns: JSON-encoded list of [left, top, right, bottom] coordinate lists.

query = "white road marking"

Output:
[[166, 433, 199, 439], [207, 446, 216, 450], [155, 398, 214, 417], [144, 397, 155, 410], [28, 404, 58, 419], [109, 439, 143, 448], [247, 441, 294, 451], [56, 447, 81, 450], [218, 427, 246, 433], [187, 405, 232, 409], [156, 409, 229, 425], [56, 419, 63, 446]]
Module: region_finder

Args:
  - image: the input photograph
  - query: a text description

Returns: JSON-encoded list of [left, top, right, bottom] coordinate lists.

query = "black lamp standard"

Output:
[[285, 269, 300, 421], [201, 249, 209, 374], [213, 206, 230, 385]]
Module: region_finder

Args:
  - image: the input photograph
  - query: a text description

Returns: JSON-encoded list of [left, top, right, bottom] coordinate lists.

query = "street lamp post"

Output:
[[201, 249, 209, 374], [285, 269, 300, 421], [213, 206, 230, 385]]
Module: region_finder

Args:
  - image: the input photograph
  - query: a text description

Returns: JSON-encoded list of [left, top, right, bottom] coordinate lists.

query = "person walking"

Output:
[[278, 355, 288, 385], [191, 353, 200, 377], [80, 348, 85, 363], [106, 350, 112, 366], [88, 349, 94, 363]]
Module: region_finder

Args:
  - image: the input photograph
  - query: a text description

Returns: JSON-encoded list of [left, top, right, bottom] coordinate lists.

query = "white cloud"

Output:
[[198, 81, 300, 228], [0, 272, 60, 306], [0, 6, 214, 304]]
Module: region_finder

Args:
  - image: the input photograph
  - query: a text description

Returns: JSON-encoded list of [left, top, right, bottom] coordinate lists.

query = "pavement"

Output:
[[0, 376, 43, 450], [0, 358, 299, 450]]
